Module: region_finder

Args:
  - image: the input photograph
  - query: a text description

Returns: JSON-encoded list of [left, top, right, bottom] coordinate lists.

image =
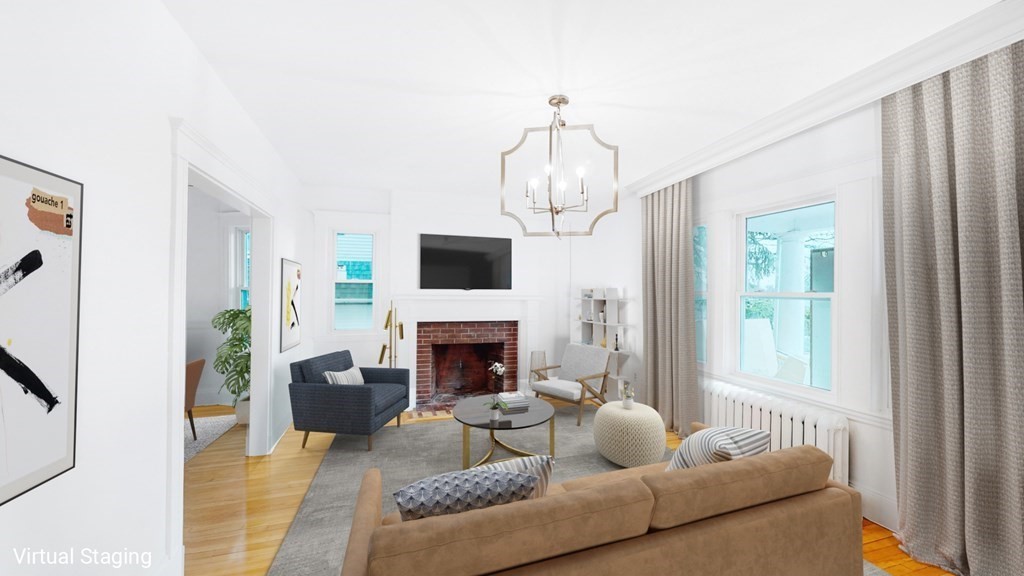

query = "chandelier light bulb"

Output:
[[576, 167, 585, 178], [544, 164, 552, 175], [558, 180, 567, 191]]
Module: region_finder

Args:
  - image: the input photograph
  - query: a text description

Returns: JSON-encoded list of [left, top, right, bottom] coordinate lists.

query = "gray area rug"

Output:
[[269, 406, 887, 576], [184, 415, 236, 462], [269, 407, 648, 575], [863, 560, 888, 575]]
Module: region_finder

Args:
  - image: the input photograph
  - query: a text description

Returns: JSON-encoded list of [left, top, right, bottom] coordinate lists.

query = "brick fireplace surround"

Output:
[[416, 321, 518, 406]]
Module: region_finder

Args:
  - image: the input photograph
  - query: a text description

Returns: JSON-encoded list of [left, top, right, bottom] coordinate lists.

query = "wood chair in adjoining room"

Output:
[[185, 358, 206, 441], [531, 343, 611, 426]]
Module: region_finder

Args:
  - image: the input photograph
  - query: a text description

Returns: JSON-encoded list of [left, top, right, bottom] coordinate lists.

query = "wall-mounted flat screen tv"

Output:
[[420, 234, 512, 290]]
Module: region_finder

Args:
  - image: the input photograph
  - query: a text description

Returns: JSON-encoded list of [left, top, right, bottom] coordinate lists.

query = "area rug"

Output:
[[864, 560, 888, 575], [269, 407, 649, 575], [184, 415, 236, 462]]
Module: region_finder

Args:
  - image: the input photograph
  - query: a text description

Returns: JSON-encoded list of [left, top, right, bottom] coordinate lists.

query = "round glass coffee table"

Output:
[[452, 396, 555, 469]]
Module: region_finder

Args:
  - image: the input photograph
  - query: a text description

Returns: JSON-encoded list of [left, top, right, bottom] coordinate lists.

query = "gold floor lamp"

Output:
[[378, 301, 404, 368]]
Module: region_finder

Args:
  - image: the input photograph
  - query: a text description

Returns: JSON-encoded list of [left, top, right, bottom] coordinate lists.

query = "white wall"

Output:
[[308, 187, 644, 398], [691, 102, 897, 527], [0, 1, 312, 574]]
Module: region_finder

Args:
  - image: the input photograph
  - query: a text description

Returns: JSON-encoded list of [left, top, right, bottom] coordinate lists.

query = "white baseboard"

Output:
[[851, 481, 898, 530]]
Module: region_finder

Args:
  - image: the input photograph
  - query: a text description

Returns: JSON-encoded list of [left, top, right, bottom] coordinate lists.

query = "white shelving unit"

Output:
[[571, 287, 631, 394]]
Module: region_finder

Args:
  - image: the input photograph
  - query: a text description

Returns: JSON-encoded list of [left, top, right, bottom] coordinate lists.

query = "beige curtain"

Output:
[[642, 180, 699, 435], [882, 40, 1024, 576]]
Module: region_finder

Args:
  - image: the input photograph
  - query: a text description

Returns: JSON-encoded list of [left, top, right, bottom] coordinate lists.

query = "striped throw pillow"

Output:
[[476, 455, 553, 498], [323, 366, 364, 385], [393, 469, 538, 521], [666, 426, 770, 471]]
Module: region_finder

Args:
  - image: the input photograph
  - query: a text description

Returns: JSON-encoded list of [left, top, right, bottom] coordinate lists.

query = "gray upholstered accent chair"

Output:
[[531, 344, 612, 426], [288, 351, 409, 451]]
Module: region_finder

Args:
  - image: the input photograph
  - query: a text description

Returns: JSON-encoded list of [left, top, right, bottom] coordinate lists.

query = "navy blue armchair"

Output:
[[288, 351, 409, 451]]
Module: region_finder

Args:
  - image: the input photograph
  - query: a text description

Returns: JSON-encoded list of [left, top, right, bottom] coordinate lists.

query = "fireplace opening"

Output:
[[431, 342, 504, 400], [416, 320, 518, 408]]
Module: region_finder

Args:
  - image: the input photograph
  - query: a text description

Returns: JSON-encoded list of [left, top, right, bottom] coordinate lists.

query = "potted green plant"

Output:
[[482, 395, 508, 421], [212, 307, 252, 424]]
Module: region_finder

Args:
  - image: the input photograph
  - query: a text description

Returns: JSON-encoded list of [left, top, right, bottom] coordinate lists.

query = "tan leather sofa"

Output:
[[341, 444, 863, 576]]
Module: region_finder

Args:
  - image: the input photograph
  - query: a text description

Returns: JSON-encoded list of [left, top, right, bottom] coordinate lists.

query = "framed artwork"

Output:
[[281, 258, 302, 352], [0, 154, 81, 507]]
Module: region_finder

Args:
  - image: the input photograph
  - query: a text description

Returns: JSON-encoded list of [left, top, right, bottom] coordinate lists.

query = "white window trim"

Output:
[[221, 215, 251, 310], [313, 211, 390, 344], [730, 192, 840, 403]]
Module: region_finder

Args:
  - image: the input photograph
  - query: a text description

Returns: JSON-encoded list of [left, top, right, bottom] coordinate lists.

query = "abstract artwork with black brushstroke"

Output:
[[0, 155, 81, 507], [281, 258, 301, 352]]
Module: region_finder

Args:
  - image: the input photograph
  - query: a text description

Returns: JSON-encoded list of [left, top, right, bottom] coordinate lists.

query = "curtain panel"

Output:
[[642, 180, 699, 434], [882, 40, 1024, 575]]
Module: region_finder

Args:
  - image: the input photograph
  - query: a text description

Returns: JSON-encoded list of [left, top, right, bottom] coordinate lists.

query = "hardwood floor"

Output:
[[183, 405, 948, 576], [862, 519, 952, 575]]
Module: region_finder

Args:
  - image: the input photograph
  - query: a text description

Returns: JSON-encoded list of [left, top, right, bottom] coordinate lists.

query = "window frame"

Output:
[[229, 226, 251, 310], [331, 230, 377, 333], [693, 223, 709, 365], [732, 194, 839, 400]]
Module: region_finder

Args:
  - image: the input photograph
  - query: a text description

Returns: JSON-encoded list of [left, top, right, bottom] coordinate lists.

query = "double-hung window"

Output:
[[233, 228, 251, 310], [739, 202, 834, 390], [694, 225, 708, 364], [334, 232, 374, 331]]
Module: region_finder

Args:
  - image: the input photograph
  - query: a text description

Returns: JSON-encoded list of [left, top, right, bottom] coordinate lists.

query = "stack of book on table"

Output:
[[498, 392, 530, 414]]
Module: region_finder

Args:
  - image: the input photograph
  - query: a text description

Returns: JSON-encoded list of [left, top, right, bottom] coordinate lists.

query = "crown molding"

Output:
[[628, 0, 1024, 197]]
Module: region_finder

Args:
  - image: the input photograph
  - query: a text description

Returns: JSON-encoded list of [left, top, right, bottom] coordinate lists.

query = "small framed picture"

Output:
[[281, 258, 302, 352]]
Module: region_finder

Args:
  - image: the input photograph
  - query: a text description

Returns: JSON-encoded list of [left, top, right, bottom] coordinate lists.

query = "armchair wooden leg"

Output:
[[577, 397, 585, 426], [397, 412, 401, 427], [187, 410, 197, 441], [367, 435, 373, 452], [301, 431, 310, 449]]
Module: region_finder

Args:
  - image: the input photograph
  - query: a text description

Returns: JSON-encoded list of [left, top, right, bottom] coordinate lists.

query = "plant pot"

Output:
[[490, 408, 501, 421], [235, 399, 251, 425], [622, 398, 634, 410]]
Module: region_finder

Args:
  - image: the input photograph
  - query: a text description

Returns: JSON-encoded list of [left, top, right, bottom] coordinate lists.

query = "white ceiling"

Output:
[[161, 0, 999, 201]]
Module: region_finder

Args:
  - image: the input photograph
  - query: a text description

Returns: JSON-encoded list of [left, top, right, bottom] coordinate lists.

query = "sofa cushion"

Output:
[[665, 426, 770, 471], [642, 444, 834, 530], [324, 366, 364, 385], [531, 378, 583, 401], [477, 455, 554, 498], [369, 478, 654, 576], [393, 469, 538, 521], [372, 384, 408, 414]]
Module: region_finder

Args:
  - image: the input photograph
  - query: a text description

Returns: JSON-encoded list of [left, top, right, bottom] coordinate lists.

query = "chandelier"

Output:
[[501, 95, 619, 237]]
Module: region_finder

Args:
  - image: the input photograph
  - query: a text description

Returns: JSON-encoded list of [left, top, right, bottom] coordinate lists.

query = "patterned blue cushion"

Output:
[[394, 469, 538, 521], [666, 426, 770, 471], [476, 455, 553, 499]]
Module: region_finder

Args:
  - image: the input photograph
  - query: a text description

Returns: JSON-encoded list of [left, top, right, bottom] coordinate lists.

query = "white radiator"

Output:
[[701, 380, 849, 484]]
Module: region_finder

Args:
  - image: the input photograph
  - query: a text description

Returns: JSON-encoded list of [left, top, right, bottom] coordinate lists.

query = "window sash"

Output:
[[333, 232, 375, 332]]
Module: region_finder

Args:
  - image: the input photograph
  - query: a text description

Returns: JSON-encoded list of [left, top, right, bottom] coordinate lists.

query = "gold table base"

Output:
[[462, 418, 555, 469]]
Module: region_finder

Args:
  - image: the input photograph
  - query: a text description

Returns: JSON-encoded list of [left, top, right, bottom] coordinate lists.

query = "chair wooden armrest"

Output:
[[531, 364, 561, 380], [575, 371, 610, 385], [576, 371, 611, 402]]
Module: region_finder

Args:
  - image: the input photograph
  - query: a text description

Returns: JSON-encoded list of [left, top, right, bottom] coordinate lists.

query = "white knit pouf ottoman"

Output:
[[593, 401, 666, 468]]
